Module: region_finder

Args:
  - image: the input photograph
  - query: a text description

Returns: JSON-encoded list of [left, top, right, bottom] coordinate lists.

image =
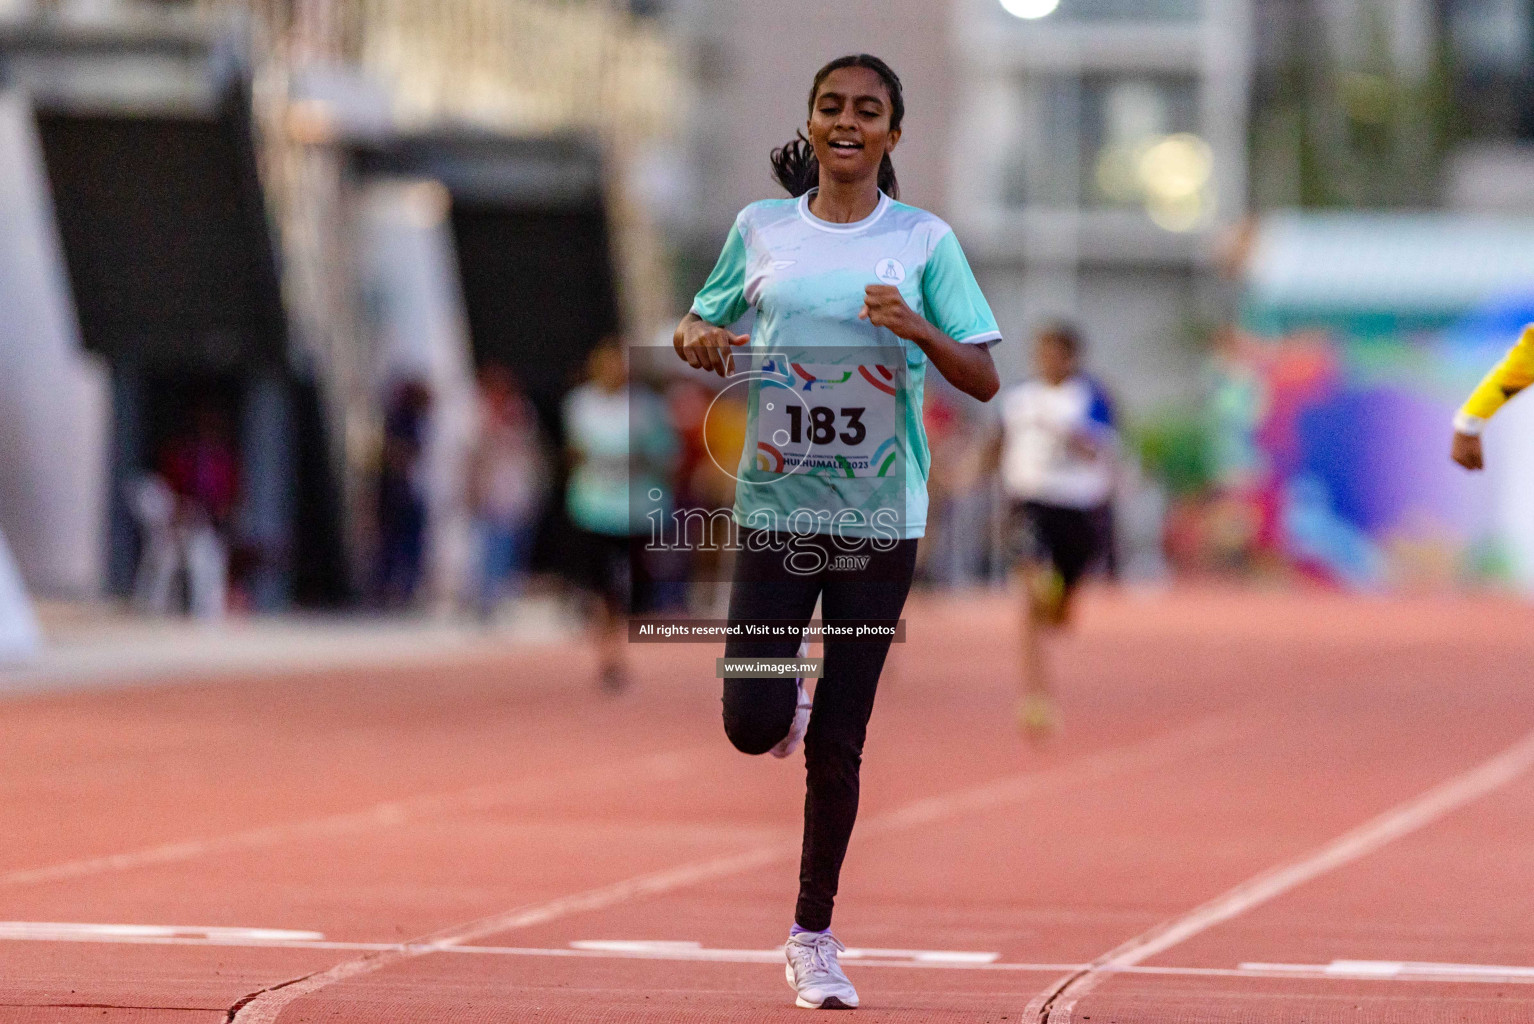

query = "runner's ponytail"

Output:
[[878, 153, 898, 199], [770, 130, 819, 198], [770, 54, 903, 200]]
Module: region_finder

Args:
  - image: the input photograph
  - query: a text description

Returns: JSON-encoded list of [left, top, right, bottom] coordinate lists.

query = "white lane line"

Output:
[[570, 939, 705, 953], [1242, 960, 1534, 981], [0, 619, 577, 695], [0, 927, 1045, 967], [233, 713, 1247, 1023], [569, 939, 1000, 963], [1027, 724, 1534, 1024], [11, 928, 1534, 987], [0, 922, 324, 942], [848, 948, 1001, 964], [227, 843, 804, 1022], [0, 748, 706, 888]]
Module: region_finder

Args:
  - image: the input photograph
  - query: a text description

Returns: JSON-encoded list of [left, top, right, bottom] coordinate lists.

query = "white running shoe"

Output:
[[785, 929, 859, 1009], [770, 640, 813, 759]]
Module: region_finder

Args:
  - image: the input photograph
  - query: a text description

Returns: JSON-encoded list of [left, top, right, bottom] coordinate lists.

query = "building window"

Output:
[[997, 0, 1201, 23], [1439, 0, 1534, 139], [1446, 0, 1533, 75], [1005, 75, 1213, 230], [1050, 0, 1200, 20]]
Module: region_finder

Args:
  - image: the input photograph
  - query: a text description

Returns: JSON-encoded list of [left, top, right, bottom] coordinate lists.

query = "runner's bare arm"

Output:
[[1453, 323, 1534, 471], [674, 312, 749, 378], [860, 285, 999, 402]]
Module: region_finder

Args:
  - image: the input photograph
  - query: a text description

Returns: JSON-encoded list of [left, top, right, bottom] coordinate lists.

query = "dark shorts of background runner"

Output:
[[1007, 500, 1108, 591], [566, 528, 634, 613]]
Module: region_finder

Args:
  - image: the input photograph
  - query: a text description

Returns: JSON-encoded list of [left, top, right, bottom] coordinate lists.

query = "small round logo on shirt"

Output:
[[874, 258, 906, 285]]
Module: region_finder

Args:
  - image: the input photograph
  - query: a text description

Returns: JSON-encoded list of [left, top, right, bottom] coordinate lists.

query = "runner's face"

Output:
[[591, 348, 625, 391], [807, 66, 900, 188], [1036, 336, 1076, 385]]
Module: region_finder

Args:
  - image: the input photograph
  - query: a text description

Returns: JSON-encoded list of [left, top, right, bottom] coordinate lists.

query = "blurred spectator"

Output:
[[0, 525, 38, 664], [699, 384, 747, 510], [562, 341, 675, 691], [1206, 326, 1267, 492], [920, 383, 992, 587], [661, 376, 742, 609], [128, 472, 179, 616], [375, 378, 433, 609], [135, 403, 240, 620], [467, 364, 547, 621], [654, 378, 710, 610], [666, 378, 713, 514], [1198, 326, 1274, 573]]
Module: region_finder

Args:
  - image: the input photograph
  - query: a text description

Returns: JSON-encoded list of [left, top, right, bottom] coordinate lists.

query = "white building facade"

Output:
[[948, 0, 1253, 409]]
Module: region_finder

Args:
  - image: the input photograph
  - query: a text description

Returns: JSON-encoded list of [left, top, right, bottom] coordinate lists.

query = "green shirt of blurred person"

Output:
[[562, 342, 675, 693], [562, 344, 675, 537]]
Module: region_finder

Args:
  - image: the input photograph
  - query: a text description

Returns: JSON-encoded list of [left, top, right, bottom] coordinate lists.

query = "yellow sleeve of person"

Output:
[[1458, 324, 1534, 433]]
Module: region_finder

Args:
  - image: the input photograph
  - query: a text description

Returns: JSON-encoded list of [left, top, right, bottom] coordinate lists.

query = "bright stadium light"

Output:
[[1000, 0, 1061, 19]]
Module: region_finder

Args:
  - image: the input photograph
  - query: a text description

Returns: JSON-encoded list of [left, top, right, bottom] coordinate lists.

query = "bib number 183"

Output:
[[755, 360, 900, 478], [786, 406, 866, 447]]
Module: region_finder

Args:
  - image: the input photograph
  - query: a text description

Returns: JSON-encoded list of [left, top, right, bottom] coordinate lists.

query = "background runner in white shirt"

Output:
[[994, 324, 1117, 742]]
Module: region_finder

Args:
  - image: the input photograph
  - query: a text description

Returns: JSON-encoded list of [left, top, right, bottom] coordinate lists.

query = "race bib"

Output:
[[755, 359, 902, 478]]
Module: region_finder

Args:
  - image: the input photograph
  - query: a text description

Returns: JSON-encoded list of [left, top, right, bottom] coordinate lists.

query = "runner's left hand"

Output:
[[860, 285, 928, 343]]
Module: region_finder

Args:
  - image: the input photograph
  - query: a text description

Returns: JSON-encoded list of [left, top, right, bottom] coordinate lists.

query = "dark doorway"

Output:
[[351, 132, 623, 584], [451, 202, 620, 434], [31, 89, 346, 607], [33, 94, 284, 369]]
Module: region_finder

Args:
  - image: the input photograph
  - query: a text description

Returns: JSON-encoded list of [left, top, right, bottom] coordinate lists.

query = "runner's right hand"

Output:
[[675, 315, 748, 378]]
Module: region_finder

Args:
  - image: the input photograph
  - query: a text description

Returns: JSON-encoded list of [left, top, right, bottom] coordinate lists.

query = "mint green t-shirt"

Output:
[[690, 190, 1001, 540]]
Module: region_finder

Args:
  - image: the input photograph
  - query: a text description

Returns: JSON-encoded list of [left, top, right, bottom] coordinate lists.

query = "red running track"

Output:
[[3, 587, 1534, 1023]]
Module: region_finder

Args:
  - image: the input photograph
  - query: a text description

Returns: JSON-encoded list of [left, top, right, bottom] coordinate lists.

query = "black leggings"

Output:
[[721, 530, 918, 932]]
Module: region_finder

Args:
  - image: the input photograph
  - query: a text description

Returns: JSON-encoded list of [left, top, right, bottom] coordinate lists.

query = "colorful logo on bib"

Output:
[[874, 258, 906, 285]]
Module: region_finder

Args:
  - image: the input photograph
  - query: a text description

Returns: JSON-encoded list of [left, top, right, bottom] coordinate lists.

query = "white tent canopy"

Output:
[[1245, 212, 1534, 326]]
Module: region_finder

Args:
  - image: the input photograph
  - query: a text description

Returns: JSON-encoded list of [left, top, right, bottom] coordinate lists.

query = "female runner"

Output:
[[673, 54, 1002, 1010]]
